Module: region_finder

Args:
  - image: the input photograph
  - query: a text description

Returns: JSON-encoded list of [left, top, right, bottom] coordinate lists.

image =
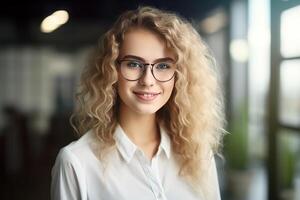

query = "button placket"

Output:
[[136, 151, 166, 200]]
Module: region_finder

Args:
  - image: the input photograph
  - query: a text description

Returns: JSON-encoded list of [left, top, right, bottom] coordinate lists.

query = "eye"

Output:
[[126, 60, 143, 68], [156, 62, 171, 70]]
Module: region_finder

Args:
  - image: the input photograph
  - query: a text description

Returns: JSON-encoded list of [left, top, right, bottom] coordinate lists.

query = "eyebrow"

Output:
[[120, 55, 175, 63]]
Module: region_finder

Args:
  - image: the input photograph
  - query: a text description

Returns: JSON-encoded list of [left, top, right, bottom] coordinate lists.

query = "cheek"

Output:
[[163, 80, 175, 98], [168, 79, 175, 92], [117, 76, 127, 98], [117, 75, 135, 100]]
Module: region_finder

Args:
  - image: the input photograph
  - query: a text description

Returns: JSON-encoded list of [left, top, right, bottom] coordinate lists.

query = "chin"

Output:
[[132, 105, 160, 115]]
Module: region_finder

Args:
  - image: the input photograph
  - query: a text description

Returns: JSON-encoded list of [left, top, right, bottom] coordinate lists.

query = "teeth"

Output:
[[142, 94, 154, 97]]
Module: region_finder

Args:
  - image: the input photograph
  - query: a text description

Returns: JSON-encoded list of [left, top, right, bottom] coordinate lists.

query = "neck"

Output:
[[118, 103, 160, 146]]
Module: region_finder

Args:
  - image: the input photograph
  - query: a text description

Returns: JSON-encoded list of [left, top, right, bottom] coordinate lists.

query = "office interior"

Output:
[[0, 0, 299, 199]]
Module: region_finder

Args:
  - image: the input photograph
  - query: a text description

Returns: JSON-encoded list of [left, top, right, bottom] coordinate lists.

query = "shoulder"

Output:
[[54, 130, 100, 168], [66, 129, 96, 152], [51, 131, 96, 200]]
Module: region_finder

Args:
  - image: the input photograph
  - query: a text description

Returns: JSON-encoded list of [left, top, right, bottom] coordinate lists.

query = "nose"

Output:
[[138, 65, 155, 86]]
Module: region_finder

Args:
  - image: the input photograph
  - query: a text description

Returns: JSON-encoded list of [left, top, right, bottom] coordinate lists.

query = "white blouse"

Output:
[[51, 125, 221, 200]]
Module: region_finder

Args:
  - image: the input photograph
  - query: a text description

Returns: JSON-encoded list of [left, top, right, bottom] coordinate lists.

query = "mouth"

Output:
[[133, 91, 161, 101]]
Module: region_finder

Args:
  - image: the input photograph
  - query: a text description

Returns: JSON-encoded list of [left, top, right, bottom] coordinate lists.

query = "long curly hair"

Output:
[[71, 6, 225, 198]]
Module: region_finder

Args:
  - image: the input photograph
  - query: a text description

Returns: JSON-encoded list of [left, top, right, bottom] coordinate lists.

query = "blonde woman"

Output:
[[51, 6, 225, 200]]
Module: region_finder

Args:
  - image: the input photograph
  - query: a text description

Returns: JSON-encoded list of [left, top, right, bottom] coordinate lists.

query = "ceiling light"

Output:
[[230, 39, 249, 63], [40, 10, 69, 33]]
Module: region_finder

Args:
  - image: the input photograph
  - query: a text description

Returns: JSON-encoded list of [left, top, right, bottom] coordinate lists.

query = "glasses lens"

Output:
[[119, 60, 176, 82], [153, 62, 176, 81], [120, 60, 143, 80]]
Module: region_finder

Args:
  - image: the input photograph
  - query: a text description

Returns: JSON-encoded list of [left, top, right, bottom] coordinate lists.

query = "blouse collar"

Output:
[[114, 124, 171, 163]]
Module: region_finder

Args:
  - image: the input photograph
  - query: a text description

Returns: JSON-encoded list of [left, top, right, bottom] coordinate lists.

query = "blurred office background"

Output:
[[0, 0, 299, 199]]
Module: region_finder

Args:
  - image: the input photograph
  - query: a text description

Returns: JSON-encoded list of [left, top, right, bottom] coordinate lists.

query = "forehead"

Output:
[[119, 28, 175, 61]]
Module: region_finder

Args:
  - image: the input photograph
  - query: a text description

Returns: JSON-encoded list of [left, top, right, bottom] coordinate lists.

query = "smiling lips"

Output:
[[133, 91, 161, 101]]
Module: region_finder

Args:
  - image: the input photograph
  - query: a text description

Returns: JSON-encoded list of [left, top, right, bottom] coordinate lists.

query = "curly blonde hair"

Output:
[[71, 6, 225, 197]]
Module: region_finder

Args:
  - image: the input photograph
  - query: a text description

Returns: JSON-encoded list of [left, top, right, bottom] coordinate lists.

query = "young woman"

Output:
[[51, 6, 225, 200]]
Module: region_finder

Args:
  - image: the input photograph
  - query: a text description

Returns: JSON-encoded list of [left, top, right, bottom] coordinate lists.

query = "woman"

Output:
[[51, 6, 225, 200]]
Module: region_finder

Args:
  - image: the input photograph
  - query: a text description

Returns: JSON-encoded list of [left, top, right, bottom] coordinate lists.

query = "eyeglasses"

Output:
[[117, 59, 176, 82]]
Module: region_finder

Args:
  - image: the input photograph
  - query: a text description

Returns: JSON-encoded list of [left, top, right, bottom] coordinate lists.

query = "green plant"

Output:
[[279, 133, 297, 189], [224, 103, 249, 170]]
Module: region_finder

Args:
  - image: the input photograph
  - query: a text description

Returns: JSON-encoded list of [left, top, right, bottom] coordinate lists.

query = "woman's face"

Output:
[[117, 28, 175, 116]]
